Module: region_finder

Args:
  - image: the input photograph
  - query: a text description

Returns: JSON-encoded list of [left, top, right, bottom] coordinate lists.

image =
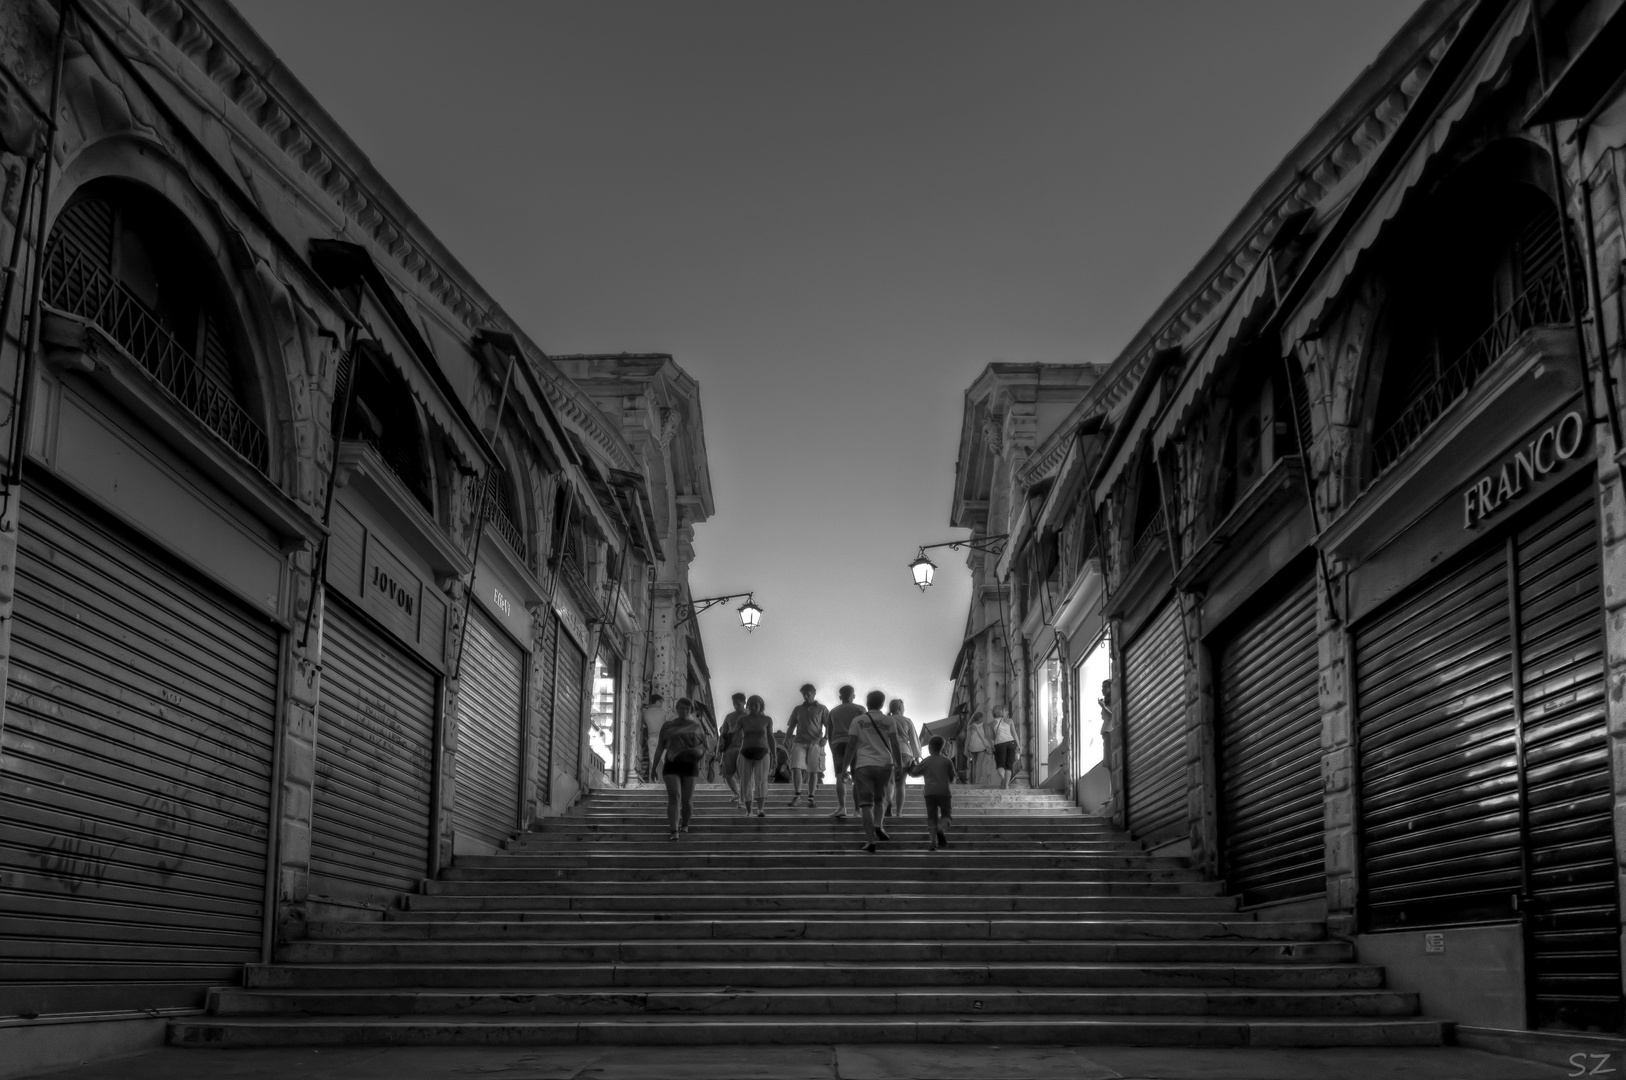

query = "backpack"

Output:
[[668, 729, 706, 764]]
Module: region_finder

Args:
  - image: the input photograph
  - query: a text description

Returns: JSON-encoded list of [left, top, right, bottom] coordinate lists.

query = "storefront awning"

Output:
[[1281, 0, 1532, 347], [1092, 379, 1163, 505], [1151, 257, 1276, 453]]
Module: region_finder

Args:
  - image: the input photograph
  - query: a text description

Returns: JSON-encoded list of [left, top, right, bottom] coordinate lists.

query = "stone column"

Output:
[[1185, 618, 1220, 877]]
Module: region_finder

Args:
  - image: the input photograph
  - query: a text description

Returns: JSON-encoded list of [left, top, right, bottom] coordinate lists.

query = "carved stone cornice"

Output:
[[1017, 432, 1072, 488], [525, 357, 639, 473]]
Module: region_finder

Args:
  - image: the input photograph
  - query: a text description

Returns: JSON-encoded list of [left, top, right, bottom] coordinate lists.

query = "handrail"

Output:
[[42, 241, 269, 473]]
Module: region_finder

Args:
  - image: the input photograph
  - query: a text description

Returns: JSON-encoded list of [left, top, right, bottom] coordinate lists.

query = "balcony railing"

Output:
[[555, 550, 602, 620], [1129, 509, 1165, 568], [42, 242, 269, 473], [483, 475, 527, 561], [1370, 260, 1572, 478]]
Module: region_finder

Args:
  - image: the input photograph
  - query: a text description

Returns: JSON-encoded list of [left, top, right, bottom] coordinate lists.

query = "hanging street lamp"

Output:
[[907, 535, 1009, 590], [675, 591, 762, 630], [909, 552, 937, 590]]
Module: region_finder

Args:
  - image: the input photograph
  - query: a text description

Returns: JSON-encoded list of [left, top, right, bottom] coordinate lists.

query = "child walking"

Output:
[[907, 735, 956, 850]]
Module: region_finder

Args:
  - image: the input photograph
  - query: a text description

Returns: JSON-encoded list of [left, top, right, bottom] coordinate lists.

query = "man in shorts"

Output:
[[838, 690, 906, 853], [786, 684, 829, 807], [826, 685, 864, 819]]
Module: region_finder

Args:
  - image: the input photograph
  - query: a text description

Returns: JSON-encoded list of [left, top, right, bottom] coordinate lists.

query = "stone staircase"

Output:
[[171, 784, 1443, 1047]]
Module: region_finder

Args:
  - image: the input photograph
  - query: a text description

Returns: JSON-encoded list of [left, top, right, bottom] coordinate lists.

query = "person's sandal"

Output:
[[937, 830, 949, 848], [860, 842, 877, 854], [668, 832, 679, 841], [874, 827, 891, 842]]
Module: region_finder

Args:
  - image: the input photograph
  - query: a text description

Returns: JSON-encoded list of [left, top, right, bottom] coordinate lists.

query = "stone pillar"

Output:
[[1185, 614, 1220, 877], [648, 582, 681, 710], [1315, 564, 1358, 940], [1104, 617, 1127, 830], [433, 578, 468, 871], [274, 572, 322, 940]]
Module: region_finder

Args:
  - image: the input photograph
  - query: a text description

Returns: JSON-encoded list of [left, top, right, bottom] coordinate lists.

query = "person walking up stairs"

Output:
[[172, 780, 1445, 1047]]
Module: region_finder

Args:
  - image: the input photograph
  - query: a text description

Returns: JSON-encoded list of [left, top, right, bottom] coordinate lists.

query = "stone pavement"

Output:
[[18, 1044, 1571, 1079]]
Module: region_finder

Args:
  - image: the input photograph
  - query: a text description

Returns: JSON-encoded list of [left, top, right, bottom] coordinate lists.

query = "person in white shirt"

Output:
[[883, 699, 920, 819], [838, 690, 907, 854]]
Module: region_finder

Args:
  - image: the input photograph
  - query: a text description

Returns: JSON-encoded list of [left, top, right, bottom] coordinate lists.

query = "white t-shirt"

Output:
[[850, 710, 901, 769]]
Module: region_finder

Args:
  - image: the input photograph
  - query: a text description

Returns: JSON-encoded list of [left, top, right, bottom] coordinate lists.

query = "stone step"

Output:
[[167, 1013, 1445, 1048], [568, 809, 1089, 820], [204, 985, 1418, 1019], [506, 837, 1138, 850], [241, 959, 1372, 990], [273, 939, 1347, 965], [419, 878, 1228, 897], [431, 866, 1205, 885], [305, 918, 1319, 943], [513, 826, 1128, 842], [445, 854, 1189, 874], [397, 892, 1242, 914]]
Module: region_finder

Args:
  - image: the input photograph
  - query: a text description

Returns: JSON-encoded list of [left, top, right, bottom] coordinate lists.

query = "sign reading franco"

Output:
[[1463, 410, 1588, 530]]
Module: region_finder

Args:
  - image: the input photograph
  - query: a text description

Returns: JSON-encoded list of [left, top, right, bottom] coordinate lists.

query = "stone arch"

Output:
[[1356, 137, 1569, 482]]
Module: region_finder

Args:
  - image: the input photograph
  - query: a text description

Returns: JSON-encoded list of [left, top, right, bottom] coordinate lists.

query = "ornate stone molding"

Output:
[[132, 0, 487, 327]]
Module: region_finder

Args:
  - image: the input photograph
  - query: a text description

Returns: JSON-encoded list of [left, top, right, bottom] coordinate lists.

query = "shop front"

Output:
[[548, 590, 591, 811], [309, 447, 464, 912], [1331, 347, 1618, 1031], [452, 549, 539, 854], [1121, 598, 1188, 849]]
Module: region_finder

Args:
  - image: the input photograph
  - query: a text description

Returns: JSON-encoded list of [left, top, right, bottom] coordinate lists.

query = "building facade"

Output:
[[965, 0, 1626, 1039], [0, 0, 714, 1060]]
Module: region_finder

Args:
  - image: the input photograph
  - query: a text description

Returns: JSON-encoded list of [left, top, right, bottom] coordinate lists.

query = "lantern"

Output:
[[738, 598, 763, 631], [909, 553, 937, 590]]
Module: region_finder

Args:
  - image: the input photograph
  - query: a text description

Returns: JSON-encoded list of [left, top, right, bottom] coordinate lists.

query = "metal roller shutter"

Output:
[[1217, 575, 1324, 905], [453, 607, 525, 850], [1515, 491, 1618, 1030], [0, 483, 279, 1015], [553, 627, 586, 793], [309, 603, 437, 905], [1356, 543, 1517, 929], [1123, 601, 1187, 845]]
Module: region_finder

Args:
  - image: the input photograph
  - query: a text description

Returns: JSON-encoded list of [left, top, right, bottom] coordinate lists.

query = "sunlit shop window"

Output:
[[1073, 631, 1111, 776], [590, 653, 618, 777]]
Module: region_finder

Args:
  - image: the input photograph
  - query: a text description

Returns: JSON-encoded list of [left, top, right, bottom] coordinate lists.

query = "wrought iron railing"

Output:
[[483, 475, 527, 561], [1370, 261, 1572, 478], [42, 242, 269, 473], [1129, 509, 1165, 568], [556, 550, 601, 620]]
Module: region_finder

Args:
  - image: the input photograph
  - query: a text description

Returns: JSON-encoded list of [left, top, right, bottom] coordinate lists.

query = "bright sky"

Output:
[[236, 0, 1423, 726]]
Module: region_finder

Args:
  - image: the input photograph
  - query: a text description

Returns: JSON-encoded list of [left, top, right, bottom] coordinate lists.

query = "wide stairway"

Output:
[[172, 784, 1443, 1047]]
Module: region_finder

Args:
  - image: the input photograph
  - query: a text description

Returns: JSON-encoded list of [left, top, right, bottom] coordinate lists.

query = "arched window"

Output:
[[342, 341, 434, 513], [483, 456, 526, 559], [1213, 359, 1304, 519], [42, 180, 267, 471], [1367, 145, 1572, 476], [1127, 450, 1164, 564]]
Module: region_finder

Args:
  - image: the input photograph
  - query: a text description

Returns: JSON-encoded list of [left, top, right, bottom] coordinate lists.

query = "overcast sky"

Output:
[[236, 0, 1423, 726]]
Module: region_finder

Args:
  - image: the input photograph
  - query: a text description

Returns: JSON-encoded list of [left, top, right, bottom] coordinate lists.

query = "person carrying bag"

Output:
[[838, 690, 908, 853]]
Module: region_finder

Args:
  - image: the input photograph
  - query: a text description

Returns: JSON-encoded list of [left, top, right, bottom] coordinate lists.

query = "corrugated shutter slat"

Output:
[[453, 608, 525, 849], [0, 483, 278, 1016], [1124, 601, 1187, 845]]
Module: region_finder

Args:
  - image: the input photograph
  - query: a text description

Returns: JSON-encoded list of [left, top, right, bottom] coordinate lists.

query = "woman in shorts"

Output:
[[736, 695, 775, 817], [653, 698, 708, 840], [990, 706, 1020, 789]]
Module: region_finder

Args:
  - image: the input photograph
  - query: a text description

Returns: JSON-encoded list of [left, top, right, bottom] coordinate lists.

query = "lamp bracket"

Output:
[[675, 591, 756, 628], [916, 533, 1010, 559]]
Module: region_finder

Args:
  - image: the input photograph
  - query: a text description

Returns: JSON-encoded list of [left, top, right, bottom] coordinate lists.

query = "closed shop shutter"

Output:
[[1515, 491, 1618, 1031], [1356, 543, 1517, 929], [1356, 485, 1619, 1030], [0, 482, 279, 1014], [553, 626, 586, 791], [453, 606, 525, 849], [532, 614, 557, 809], [1123, 601, 1187, 845], [1217, 575, 1323, 906], [309, 602, 437, 906]]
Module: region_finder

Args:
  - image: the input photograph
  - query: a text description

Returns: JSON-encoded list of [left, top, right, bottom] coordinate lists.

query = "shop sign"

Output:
[[1463, 410, 1588, 530], [553, 589, 591, 651]]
